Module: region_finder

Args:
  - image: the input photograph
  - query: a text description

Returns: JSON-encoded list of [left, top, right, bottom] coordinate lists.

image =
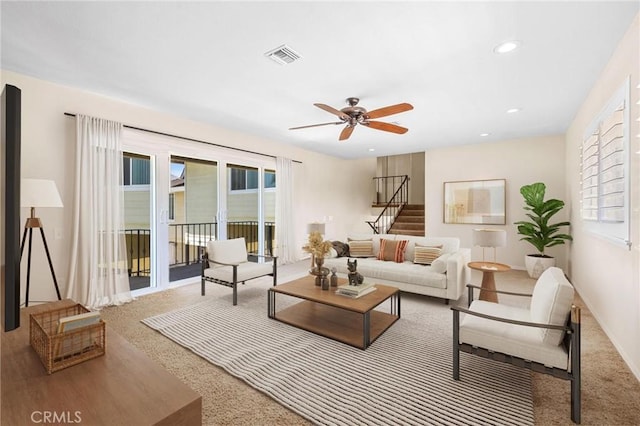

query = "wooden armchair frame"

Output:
[[201, 252, 277, 305], [452, 284, 581, 424]]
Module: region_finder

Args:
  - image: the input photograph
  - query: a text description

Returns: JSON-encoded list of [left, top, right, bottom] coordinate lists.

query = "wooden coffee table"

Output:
[[267, 276, 400, 349]]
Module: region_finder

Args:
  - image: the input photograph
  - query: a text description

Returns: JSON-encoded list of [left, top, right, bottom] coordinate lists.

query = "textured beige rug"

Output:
[[142, 285, 534, 426]]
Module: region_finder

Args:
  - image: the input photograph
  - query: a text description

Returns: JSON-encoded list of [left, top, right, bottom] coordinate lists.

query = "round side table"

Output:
[[467, 261, 511, 303]]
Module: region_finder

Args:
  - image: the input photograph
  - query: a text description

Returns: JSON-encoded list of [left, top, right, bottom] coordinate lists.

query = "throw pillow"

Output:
[[331, 241, 349, 257], [430, 253, 452, 273], [413, 244, 443, 265], [347, 238, 374, 258], [377, 239, 409, 263]]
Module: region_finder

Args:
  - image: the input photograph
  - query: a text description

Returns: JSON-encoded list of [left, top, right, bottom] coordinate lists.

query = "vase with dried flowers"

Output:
[[303, 231, 332, 286]]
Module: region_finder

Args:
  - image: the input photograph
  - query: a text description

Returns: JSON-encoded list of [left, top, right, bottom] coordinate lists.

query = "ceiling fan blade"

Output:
[[314, 103, 349, 120], [339, 125, 355, 141], [364, 103, 413, 119], [363, 121, 409, 134], [289, 121, 343, 130]]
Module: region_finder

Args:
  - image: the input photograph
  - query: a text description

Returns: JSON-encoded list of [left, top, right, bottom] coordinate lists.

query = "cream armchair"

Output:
[[201, 237, 277, 305], [451, 267, 581, 423]]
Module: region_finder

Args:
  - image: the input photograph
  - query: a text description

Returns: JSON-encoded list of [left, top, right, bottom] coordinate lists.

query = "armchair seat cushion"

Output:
[[460, 300, 569, 369], [204, 262, 273, 283]]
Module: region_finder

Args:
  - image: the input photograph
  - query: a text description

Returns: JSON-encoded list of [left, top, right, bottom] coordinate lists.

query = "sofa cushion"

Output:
[[460, 300, 569, 369], [378, 239, 409, 263], [529, 267, 574, 346], [207, 238, 247, 266], [323, 257, 448, 289], [413, 244, 442, 265], [430, 253, 452, 274], [348, 238, 375, 257]]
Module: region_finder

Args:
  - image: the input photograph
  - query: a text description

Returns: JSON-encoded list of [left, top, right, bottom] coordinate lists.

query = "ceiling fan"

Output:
[[289, 97, 414, 141]]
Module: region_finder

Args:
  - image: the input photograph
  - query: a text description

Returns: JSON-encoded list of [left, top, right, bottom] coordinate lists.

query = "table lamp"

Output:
[[472, 228, 507, 263], [20, 178, 64, 306]]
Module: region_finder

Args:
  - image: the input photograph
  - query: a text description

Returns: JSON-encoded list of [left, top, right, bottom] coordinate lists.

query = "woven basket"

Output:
[[30, 304, 105, 374]]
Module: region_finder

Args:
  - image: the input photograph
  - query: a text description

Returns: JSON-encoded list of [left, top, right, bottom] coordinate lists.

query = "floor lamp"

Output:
[[20, 178, 63, 307]]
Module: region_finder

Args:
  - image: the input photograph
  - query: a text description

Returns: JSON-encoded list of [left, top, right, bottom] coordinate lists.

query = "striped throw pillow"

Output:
[[347, 239, 374, 257], [414, 244, 443, 265], [377, 239, 409, 263]]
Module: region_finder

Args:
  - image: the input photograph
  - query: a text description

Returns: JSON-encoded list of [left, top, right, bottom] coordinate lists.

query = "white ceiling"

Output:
[[1, 1, 638, 159]]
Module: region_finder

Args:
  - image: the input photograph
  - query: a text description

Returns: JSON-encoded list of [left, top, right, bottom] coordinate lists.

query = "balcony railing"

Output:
[[124, 221, 275, 278]]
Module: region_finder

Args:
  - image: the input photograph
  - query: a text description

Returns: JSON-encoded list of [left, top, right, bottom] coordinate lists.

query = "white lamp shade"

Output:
[[21, 178, 63, 208], [472, 228, 506, 248], [307, 222, 325, 234]]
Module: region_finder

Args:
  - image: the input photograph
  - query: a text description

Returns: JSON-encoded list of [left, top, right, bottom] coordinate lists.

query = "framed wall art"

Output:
[[443, 179, 506, 224]]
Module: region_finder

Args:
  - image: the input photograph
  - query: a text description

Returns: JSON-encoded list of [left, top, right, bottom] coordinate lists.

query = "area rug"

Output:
[[142, 287, 534, 426]]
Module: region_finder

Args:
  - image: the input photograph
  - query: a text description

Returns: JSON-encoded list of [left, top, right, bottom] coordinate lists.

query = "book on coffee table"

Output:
[[336, 286, 377, 298], [336, 282, 375, 295]]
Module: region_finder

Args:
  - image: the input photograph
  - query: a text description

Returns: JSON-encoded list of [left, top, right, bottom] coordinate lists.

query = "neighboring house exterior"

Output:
[[123, 156, 276, 274]]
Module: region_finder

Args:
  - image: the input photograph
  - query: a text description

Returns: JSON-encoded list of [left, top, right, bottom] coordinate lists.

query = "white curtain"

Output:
[[66, 115, 133, 309], [275, 157, 297, 264]]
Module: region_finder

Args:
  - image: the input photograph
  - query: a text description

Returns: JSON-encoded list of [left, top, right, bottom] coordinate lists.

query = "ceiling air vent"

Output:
[[264, 44, 302, 65]]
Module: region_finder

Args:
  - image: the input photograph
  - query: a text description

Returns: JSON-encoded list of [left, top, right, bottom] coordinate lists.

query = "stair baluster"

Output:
[[366, 175, 424, 236]]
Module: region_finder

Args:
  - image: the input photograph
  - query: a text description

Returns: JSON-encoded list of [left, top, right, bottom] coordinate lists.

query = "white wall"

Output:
[[0, 70, 376, 303], [425, 135, 568, 270], [565, 14, 640, 380]]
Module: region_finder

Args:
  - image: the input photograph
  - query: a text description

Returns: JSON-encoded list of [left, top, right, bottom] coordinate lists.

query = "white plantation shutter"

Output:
[[580, 133, 599, 221], [580, 78, 631, 248], [598, 108, 626, 222]]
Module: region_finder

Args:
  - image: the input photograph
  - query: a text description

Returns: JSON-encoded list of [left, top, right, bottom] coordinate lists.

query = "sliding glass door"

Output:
[[168, 157, 218, 283], [122, 128, 276, 295], [226, 164, 276, 259], [122, 152, 154, 291]]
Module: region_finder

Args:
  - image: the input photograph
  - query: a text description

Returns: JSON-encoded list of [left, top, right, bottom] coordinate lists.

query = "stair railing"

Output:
[[367, 175, 409, 234]]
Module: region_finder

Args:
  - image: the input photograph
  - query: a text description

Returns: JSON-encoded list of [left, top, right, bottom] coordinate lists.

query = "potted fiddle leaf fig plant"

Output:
[[514, 182, 572, 278]]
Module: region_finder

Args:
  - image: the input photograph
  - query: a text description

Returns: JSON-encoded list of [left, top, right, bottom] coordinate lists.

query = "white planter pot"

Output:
[[525, 255, 556, 279]]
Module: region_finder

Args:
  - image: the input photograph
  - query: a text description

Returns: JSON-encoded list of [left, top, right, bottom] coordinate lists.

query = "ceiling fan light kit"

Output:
[[289, 97, 413, 141]]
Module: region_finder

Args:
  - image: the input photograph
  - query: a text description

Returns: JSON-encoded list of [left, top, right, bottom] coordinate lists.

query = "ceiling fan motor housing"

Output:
[[341, 106, 367, 119]]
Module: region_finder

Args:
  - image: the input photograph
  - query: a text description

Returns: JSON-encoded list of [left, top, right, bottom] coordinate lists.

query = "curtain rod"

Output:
[[64, 112, 302, 164]]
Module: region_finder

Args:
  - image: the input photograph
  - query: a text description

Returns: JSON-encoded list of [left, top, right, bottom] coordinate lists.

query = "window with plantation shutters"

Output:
[[580, 78, 631, 248]]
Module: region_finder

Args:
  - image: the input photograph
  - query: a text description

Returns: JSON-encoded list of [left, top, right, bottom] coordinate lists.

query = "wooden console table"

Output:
[[1, 299, 201, 425]]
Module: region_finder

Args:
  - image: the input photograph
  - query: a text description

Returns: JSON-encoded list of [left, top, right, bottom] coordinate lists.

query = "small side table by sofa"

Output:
[[467, 261, 511, 303]]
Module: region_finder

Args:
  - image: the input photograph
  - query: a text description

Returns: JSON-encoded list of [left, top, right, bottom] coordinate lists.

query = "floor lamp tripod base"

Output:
[[20, 216, 62, 307]]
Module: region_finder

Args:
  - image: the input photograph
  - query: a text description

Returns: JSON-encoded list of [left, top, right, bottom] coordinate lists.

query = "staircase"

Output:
[[388, 204, 425, 236]]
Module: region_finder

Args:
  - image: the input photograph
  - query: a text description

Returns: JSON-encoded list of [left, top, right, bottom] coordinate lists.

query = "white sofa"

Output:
[[323, 234, 470, 303]]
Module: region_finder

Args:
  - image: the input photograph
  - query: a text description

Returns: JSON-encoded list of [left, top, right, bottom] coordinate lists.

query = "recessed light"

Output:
[[480, 133, 490, 137], [506, 108, 521, 114], [493, 40, 520, 54], [368, 148, 375, 152]]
